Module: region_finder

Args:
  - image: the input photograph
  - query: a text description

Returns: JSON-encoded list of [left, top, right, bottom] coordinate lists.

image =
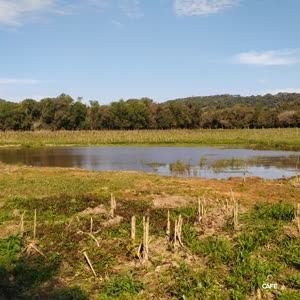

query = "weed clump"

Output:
[[0, 235, 22, 267], [182, 224, 233, 265], [98, 274, 144, 299], [225, 257, 281, 298], [167, 263, 224, 299], [169, 160, 191, 174], [277, 235, 300, 269], [49, 287, 87, 300], [253, 202, 295, 221]]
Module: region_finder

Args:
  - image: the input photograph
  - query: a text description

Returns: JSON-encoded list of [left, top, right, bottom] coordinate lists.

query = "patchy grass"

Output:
[[166, 263, 224, 299], [98, 274, 144, 299], [252, 202, 295, 221], [0, 165, 299, 298], [0, 235, 22, 267]]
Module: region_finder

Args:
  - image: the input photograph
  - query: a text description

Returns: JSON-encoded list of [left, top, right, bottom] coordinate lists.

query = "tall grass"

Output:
[[0, 128, 299, 150]]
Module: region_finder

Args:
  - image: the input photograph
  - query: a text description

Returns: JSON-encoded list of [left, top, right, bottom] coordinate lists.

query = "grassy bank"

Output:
[[0, 165, 299, 299], [0, 128, 300, 150]]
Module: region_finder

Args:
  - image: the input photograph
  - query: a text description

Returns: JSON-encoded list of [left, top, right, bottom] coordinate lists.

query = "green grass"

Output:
[[252, 202, 295, 221], [0, 128, 300, 150], [98, 274, 144, 299], [0, 235, 22, 267], [166, 263, 224, 299], [49, 287, 87, 300]]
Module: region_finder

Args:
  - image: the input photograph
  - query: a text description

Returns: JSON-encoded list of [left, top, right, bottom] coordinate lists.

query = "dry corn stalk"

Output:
[[223, 198, 229, 212], [137, 243, 142, 260], [197, 197, 205, 223], [24, 242, 45, 257], [166, 210, 170, 237], [177, 215, 183, 246], [20, 211, 25, 236], [256, 288, 262, 300], [142, 216, 150, 262], [173, 214, 184, 249], [77, 230, 100, 247], [33, 209, 37, 240], [83, 251, 97, 277], [231, 190, 239, 230], [90, 217, 93, 233], [131, 216, 136, 241], [110, 193, 116, 218], [87, 233, 100, 247], [296, 203, 300, 234]]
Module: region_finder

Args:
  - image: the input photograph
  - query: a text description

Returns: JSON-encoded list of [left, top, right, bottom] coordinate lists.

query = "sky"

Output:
[[0, 0, 300, 104]]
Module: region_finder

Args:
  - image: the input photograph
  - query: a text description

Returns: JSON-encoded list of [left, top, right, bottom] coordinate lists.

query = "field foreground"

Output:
[[0, 165, 299, 299], [0, 128, 300, 150]]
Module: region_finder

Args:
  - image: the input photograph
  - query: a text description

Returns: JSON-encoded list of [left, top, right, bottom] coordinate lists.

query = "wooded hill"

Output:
[[1, 93, 300, 130]]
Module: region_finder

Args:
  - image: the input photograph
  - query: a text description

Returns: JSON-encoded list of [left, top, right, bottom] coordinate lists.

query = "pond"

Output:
[[0, 146, 299, 179]]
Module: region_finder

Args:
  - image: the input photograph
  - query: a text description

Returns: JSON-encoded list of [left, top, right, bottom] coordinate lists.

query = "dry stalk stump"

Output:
[[83, 251, 97, 277], [137, 216, 150, 262], [33, 209, 37, 240], [166, 210, 170, 237], [231, 190, 239, 230], [20, 211, 25, 236], [296, 203, 300, 235], [197, 197, 205, 223], [142, 216, 150, 262], [173, 214, 184, 249], [110, 193, 117, 218], [131, 216, 136, 241], [90, 217, 93, 233]]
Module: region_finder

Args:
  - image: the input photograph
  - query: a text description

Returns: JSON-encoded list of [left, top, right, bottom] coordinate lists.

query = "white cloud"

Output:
[[0, 0, 142, 26], [0, 0, 56, 25], [174, 0, 239, 16], [234, 49, 300, 66], [119, 0, 143, 18], [0, 78, 40, 85]]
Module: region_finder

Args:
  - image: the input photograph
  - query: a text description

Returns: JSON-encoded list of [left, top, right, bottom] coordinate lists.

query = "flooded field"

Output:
[[0, 146, 299, 179]]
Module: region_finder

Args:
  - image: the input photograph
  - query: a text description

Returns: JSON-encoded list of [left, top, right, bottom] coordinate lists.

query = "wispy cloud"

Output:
[[234, 49, 300, 66], [174, 0, 239, 16], [119, 0, 143, 18], [0, 0, 141, 27], [0, 78, 40, 85], [0, 0, 56, 25], [111, 19, 123, 27]]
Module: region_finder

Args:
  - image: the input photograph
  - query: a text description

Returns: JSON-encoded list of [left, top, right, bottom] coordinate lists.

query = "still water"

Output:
[[0, 146, 299, 179]]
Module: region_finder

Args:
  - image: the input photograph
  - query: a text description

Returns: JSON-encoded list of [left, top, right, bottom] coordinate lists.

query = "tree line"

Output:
[[0, 93, 300, 130]]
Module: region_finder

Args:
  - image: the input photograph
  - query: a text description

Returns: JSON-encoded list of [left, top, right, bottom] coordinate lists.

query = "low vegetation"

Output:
[[169, 160, 191, 174], [0, 128, 300, 150], [0, 164, 299, 299]]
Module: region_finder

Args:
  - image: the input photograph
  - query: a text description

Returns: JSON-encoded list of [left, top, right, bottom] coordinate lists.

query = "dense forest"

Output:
[[0, 93, 300, 130]]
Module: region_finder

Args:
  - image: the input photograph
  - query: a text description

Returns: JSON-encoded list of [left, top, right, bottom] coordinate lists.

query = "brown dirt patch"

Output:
[[78, 205, 107, 216], [102, 216, 123, 227], [152, 195, 193, 208], [0, 222, 19, 238]]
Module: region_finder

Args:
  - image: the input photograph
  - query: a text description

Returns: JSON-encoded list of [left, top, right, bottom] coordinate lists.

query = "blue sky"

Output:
[[0, 0, 300, 103]]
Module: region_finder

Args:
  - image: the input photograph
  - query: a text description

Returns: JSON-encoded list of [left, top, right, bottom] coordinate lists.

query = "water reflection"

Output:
[[0, 146, 299, 179]]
